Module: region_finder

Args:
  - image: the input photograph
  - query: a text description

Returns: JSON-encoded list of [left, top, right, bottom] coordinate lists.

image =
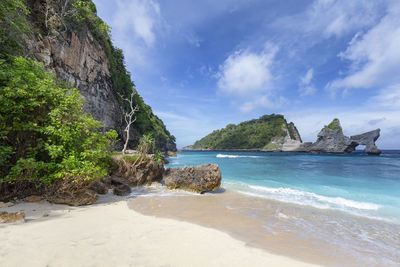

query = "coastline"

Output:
[[0, 194, 320, 267], [128, 188, 400, 267]]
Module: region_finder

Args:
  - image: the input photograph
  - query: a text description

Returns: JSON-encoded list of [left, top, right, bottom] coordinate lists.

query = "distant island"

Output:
[[184, 115, 382, 155]]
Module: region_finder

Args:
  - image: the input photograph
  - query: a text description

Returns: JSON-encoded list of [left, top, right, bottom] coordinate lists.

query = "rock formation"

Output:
[[299, 119, 381, 155], [163, 164, 222, 193], [24, 1, 176, 152]]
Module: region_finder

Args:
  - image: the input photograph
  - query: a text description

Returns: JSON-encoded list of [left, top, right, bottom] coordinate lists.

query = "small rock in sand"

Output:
[[25, 195, 43, 202], [0, 212, 25, 223], [0, 202, 14, 208]]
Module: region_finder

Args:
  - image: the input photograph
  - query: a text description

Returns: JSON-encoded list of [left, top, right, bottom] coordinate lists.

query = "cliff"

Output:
[[22, 0, 176, 152], [186, 114, 302, 151], [299, 118, 381, 155]]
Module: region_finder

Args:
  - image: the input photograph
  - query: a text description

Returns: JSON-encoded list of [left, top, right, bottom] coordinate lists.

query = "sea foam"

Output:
[[216, 154, 261, 158], [238, 185, 381, 211]]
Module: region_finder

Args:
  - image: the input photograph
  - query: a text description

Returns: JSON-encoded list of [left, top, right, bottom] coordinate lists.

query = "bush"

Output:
[[0, 57, 118, 184]]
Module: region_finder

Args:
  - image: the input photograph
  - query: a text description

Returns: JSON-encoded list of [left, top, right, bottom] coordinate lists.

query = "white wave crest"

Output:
[[216, 154, 261, 158], [239, 185, 381, 211]]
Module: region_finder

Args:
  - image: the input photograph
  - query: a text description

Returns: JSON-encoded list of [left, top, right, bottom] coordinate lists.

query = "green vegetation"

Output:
[[324, 118, 342, 132], [0, 0, 30, 58], [0, 57, 118, 184], [192, 114, 287, 149]]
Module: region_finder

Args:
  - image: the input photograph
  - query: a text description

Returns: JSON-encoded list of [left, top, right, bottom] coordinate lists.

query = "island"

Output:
[[184, 115, 381, 155]]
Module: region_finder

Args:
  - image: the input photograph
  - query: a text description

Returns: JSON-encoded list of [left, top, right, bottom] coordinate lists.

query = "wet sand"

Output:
[[128, 188, 400, 266]]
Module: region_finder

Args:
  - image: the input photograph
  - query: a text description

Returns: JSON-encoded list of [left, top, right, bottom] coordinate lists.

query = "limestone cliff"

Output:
[[23, 0, 176, 152], [299, 119, 381, 155]]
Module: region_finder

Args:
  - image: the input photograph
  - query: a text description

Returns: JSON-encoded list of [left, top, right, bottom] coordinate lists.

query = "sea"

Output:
[[164, 150, 400, 266]]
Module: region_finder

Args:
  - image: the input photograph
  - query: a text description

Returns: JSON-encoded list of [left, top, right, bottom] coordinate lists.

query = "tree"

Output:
[[120, 91, 139, 154]]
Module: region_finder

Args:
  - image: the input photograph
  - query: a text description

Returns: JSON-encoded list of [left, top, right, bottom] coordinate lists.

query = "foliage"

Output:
[[0, 57, 118, 184], [192, 114, 287, 149], [0, 0, 31, 58], [325, 118, 342, 132]]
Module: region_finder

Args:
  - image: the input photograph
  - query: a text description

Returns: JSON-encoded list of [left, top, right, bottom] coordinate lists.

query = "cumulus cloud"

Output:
[[240, 96, 288, 113], [327, 2, 400, 92], [113, 0, 161, 47], [217, 43, 278, 95], [299, 68, 316, 96]]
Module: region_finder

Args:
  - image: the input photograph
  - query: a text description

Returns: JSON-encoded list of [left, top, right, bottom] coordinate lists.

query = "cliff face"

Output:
[[23, 0, 176, 152], [28, 30, 123, 134]]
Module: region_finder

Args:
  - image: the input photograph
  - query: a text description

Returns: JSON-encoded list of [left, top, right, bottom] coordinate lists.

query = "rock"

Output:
[[25, 195, 42, 202], [163, 164, 222, 193], [113, 157, 164, 186], [350, 129, 382, 155], [301, 119, 382, 155], [0, 202, 14, 208], [89, 180, 109, 195], [50, 190, 99, 206], [113, 184, 131, 196], [0, 212, 25, 223]]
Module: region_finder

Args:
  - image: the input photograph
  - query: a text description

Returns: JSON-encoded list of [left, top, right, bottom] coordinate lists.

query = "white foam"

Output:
[[216, 154, 261, 158], [237, 185, 381, 212]]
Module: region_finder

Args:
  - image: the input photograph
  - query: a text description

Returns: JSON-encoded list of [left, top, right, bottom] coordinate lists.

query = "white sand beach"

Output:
[[0, 197, 320, 267]]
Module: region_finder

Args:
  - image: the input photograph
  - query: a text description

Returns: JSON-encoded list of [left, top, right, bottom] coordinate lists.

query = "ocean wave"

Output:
[[216, 154, 261, 158], [236, 185, 381, 211]]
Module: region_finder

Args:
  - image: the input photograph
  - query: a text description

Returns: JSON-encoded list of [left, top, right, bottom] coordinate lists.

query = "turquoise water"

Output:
[[168, 151, 400, 224]]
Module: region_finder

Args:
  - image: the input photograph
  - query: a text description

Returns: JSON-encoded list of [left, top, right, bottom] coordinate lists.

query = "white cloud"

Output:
[[113, 0, 161, 47], [306, 0, 384, 39], [367, 84, 400, 109], [299, 68, 316, 96], [240, 96, 287, 113], [217, 43, 278, 95], [327, 2, 400, 92]]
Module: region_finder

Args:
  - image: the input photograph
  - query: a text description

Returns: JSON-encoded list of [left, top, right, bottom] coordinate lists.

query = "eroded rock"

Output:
[[163, 164, 221, 193]]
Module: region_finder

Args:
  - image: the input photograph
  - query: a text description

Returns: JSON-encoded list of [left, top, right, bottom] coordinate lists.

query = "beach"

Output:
[[0, 194, 320, 267]]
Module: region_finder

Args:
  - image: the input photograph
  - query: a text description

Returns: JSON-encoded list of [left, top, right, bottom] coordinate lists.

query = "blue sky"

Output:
[[93, 0, 400, 149]]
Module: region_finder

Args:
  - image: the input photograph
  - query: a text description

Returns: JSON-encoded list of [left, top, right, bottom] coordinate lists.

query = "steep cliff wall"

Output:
[[23, 0, 176, 151]]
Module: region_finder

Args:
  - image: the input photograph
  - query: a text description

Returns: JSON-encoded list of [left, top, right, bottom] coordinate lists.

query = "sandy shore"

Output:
[[0, 195, 319, 267]]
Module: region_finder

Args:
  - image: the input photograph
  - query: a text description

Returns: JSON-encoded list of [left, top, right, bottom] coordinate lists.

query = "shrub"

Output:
[[0, 57, 118, 184]]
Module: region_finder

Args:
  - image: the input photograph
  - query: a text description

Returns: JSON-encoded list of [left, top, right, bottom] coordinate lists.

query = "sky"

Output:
[[93, 0, 400, 149]]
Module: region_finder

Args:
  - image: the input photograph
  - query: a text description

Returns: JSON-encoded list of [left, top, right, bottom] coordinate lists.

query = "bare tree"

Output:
[[120, 91, 139, 154]]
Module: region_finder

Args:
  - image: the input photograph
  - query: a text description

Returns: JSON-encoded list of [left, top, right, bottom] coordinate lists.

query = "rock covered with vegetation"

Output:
[[2, 0, 176, 152], [163, 164, 221, 193], [0, 0, 174, 204], [186, 114, 302, 151], [301, 118, 381, 155]]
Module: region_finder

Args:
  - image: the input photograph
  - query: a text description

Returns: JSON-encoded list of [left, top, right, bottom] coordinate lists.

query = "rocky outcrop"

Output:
[[350, 130, 382, 155], [163, 164, 221, 193], [299, 119, 381, 155], [264, 122, 302, 152]]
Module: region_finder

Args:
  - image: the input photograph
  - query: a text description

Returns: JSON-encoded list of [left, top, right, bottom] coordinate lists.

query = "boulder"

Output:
[[49, 190, 99, 206], [89, 180, 109, 195], [0, 212, 25, 223], [163, 164, 222, 193], [113, 184, 131, 196]]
